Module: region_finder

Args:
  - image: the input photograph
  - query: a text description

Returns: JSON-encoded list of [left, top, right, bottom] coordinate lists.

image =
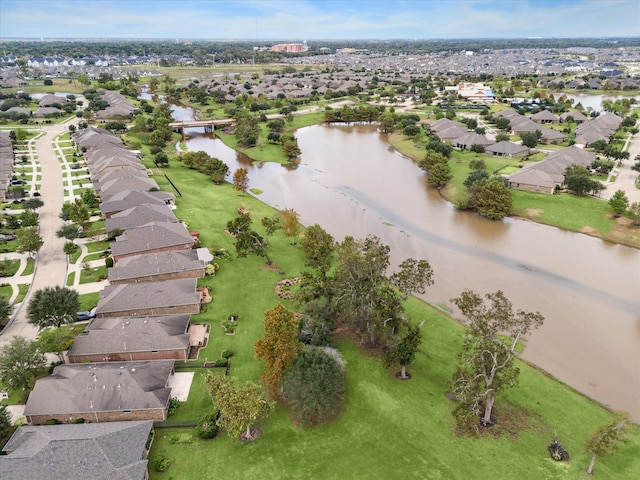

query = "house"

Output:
[[100, 190, 174, 218], [97, 176, 160, 199], [105, 203, 178, 234], [559, 110, 588, 124], [67, 314, 192, 363], [451, 132, 493, 150], [38, 94, 67, 107], [507, 165, 557, 194], [485, 141, 529, 158], [538, 127, 567, 144], [109, 222, 195, 261], [108, 248, 210, 284], [95, 278, 201, 317], [531, 110, 559, 124], [23, 361, 175, 424], [0, 421, 153, 480]]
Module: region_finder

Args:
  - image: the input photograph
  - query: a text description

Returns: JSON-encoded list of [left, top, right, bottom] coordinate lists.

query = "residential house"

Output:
[[95, 278, 201, 317], [0, 421, 153, 480], [451, 132, 493, 150], [105, 203, 178, 235], [67, 314, 192, 363], [108, 248, 210, 284], [100, 190, 174, 218], [485, 141, 529, 158], [531, 110, 559, 124], [109, 221, 194, 261], [23, 361, 175, 424]]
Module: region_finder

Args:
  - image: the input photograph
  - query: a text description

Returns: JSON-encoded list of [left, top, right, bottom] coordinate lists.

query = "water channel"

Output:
[[172, 103, 639, 421]]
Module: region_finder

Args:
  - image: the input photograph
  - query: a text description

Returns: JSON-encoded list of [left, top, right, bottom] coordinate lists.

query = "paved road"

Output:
[[600, 132, 640, 203], [0, 121, 72, 347]]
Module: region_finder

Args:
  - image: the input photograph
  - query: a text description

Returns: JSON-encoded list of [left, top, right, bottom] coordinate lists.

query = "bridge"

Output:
[[169, 118, 235, 134]]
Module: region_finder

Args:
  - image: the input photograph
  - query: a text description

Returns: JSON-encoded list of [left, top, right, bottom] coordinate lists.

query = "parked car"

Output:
[[10, 179, 24, 185], [0, 234, 16, 241], [76, 311, 96, 321]]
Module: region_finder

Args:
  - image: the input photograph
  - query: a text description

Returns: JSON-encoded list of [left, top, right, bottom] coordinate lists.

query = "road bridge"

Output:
[[169, 118, 235, 134]]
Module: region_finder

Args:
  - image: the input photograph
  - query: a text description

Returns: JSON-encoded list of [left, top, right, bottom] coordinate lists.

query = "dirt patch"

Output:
[[239, 427, 262, 442], [579, 225, 597, 234], [258, 263, 280, 272], [455, 403, 544, 439], [524, 208, 543, 217]]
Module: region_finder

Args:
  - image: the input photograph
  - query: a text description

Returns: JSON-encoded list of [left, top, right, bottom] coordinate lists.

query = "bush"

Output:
[[169, 433, 194, 444], [167, 397, 180, 416], [221, 349, 234, 359], [74, 418, 86, 424], [196, 411, 219, 439], [213, 358, 228, 367], [153, 455, 171, 472], [44, 418, 61, 425], [104, 256, 114, 268]]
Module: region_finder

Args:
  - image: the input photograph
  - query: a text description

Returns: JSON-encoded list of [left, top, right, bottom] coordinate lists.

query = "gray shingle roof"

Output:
[[0, 421, 153, 480], [110, 222, 193, 258], [23, 361, 174, 416], [485, 141, 529, 156], [105, 203, 178, 234], [100, 190, 174, 216], [108, 249, 205, 282], [96, 278, 200, 315], [68, 315, 190, 357]]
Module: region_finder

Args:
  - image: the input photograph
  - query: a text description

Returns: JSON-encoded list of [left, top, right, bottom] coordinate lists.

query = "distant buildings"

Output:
[[271, 42, 307, 53]]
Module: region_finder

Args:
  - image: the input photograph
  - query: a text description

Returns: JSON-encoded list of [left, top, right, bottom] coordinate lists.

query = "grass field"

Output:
[[143, 155, 639, 480]]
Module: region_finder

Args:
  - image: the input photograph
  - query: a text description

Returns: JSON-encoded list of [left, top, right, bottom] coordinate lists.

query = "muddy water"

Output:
[[186, 124, 640, 420]]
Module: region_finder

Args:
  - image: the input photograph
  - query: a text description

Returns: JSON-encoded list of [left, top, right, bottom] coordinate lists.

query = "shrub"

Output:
[[213, 358, 228, 367], [195, 411, 219, 439], [167, 397, 180, 416], [169, 433, 194, 444], [44, 418, 61, 425], [221, 349, 234, 359], [153, 455, 171, 472], [104, 256, 114, 268], [74, 418, 86, 423]]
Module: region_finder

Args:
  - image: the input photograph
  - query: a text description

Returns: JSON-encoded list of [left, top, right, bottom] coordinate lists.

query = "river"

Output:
[[176, 111, 639, 421]]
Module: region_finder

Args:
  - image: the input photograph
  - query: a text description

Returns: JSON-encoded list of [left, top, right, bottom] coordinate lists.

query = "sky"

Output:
[[0, 0, 638, 40]]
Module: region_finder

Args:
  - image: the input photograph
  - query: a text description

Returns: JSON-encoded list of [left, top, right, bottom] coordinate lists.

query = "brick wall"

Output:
[[110, 267, 205, 285], [27, 407, 167, 425], [68, 348, 187, 363]]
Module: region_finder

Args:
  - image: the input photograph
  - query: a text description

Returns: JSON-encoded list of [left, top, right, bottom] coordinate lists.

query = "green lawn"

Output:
[[20, 259, 35, 276], [78, 292, 99, 311], [141, 155, 639, 480], [79, 266, 107, 284]]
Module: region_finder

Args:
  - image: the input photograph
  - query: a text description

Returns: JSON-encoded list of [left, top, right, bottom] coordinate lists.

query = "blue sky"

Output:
[[1, 0, 638, 40]]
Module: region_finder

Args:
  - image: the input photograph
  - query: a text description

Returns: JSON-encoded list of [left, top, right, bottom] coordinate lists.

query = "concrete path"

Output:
[[600, 132, 640, 203]]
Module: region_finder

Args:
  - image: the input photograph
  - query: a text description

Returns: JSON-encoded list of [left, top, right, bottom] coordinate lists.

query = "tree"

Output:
[[427, 162, 452, 189], [383, 321, 423, 379], [23, 197, 44, 210], [281, 347, 346, 426], [0, 336, 46, 390], [390, 258, 434, 301], [36, 327, 76, 363], [333, 235, 402, 347], [16, 227, 43, 258], [0, 405, 11, 439], [495, 132, 511, 143], [81, 189, 99, 208], [297, 224, 336, 319], [474, 180, 512, 220], [206, 375, 274, 440], [63, 241, 78, 256], [56, 223, 82, 243], [608, 190, 629, 217], [585, 412, 632, 475], [470, 144, 486, 155], [233, 168, 249, 195], [280, 208, 302, 245], [69, 198, 91, 230], [202, 157, 229, 184], [0, 295, 13, 325], [628, 202, 640, 226], [464, 170, 490, 188], [565, 165, 603, 197], [27, 286, 79, 329], [254, 303, 303, 394], [450, 290, 544, 430], [19, 210, 39, 227], [418, 150, 448, 172], [282, 139, 302, 158], [226, 212, 274, 264], [520, 132, 538, 148]]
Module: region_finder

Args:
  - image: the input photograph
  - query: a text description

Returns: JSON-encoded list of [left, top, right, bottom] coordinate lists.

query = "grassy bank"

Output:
[[145, 155, 639, 480]]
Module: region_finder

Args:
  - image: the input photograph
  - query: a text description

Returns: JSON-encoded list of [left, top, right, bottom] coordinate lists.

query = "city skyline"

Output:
[[0, 0, 639, 41]]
